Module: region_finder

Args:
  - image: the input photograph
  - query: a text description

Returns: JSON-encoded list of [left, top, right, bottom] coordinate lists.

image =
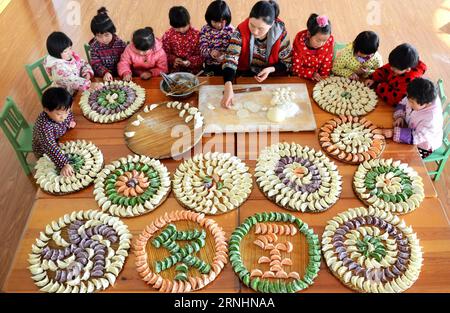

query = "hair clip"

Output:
[[316, 15, 329, 27]]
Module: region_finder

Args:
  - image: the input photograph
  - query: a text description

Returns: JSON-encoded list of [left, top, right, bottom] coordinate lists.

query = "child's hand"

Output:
[[210, 50, 221, 60], [60, 164, 74, 177], [312, 72, 323, 82], [69, 120, 77, 128], [140, 72, 152, 80], [103, 72, 113, 82], [349, 73, 360, 80], [123, 73, 132, 81], [381, 128, 394, 138], [254, 67, 274, 83], [356, 67, 368, 75], [174, 58, 184, 67], [83, 72, 93, 80], [89, 82, 103, 91], [221, 82, 234, 108], [365, 79, 375, 87], [183, 60, 191, 67], [394, 118, 405, 127]]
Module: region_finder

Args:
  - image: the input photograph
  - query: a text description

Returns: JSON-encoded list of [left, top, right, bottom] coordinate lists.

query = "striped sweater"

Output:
[[199, 24, 234, 66], [32, 111, 74, 169], [222, 22, 291, 79], [89, 35, 127, 77]]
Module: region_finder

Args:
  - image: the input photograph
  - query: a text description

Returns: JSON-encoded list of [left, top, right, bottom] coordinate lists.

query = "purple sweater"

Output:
[[89, 35, 127, 77], [199, 24, 234, 66], [393, 96, 443, 151], [32, 111, 74, 169]]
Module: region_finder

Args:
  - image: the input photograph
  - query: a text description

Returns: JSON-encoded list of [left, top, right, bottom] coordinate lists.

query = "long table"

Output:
[[4, 77, 450, 293]]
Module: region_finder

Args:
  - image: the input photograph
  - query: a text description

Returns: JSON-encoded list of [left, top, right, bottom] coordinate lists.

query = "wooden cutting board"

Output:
[[198, 84, 317, 133], [124, 103, 204, 159]]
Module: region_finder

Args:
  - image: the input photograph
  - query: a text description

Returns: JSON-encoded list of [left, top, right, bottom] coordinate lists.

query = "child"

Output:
[[366, 43, 427, 105], [199, 0, 234, 75], [292, 14, 334, 81], [32, 87, 76, 177], [44, 31, 94, 95], [89, 7, 127, 81], [382, 78, 443, 158], [117, 27, 168, 81], [162, 6, 204, 74], [332, 31, 382, 80]]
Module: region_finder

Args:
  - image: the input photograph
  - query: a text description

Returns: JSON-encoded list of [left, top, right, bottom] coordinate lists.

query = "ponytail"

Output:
[[90, 7, 116, 35], [306, 13, 331, 36]]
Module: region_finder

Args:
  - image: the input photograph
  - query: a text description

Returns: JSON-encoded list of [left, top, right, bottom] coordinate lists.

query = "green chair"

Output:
[[25, 56, 52, 99], [333, 42, 348, 61], [437, 79, 447, 106], [84, 43, 91, 64], [423, 80, 450, 181], [0, 97, 34, 175]]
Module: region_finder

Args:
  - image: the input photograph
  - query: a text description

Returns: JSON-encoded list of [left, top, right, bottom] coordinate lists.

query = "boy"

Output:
[[32, 87, 76, 177], [366, 43, 427, 106]]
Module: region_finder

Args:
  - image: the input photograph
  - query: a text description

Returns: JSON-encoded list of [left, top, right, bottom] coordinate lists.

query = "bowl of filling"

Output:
[[160, 72, 200, 99]]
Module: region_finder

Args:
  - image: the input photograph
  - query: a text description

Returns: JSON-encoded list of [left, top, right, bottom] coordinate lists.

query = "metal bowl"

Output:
[[160, 72, 200, 99]]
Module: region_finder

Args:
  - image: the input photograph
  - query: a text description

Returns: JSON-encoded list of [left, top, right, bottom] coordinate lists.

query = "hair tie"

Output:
[[316, 15, 329, 27]]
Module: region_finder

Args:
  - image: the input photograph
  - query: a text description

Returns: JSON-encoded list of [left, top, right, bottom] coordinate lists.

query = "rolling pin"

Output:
[[222, 87, 262, 94]]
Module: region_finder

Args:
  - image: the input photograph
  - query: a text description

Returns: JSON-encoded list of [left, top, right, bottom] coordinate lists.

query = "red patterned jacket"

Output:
[[370, 61, 427, 105], [162, 26, 203, 74]]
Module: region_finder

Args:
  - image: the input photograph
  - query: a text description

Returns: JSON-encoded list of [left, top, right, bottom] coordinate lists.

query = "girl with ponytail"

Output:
[[292, 13, 334, 81], [89, 7, 127, 81]]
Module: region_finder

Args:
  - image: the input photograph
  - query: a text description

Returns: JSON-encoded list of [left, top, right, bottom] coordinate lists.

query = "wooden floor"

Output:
[[0, 0, 449, 290]]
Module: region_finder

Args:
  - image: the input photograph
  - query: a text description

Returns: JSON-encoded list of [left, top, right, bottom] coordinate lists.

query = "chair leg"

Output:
[[433, 160, 447, 181], [17, 151, 32, 176]]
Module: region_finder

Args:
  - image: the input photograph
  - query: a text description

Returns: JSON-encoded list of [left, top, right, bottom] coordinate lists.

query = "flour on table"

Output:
[[266, 87, 300, 122], [231, 102, 243, 111], [244, 101, 262, 113], [236, 109, 250, 119]]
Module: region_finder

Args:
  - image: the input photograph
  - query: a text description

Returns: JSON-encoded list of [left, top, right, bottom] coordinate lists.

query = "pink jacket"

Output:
[[393, 96, 444, 151], [117, 39, 168, 78]]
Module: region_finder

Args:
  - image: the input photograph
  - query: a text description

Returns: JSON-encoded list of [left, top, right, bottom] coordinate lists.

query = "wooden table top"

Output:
[[4, 76, 450, 293]]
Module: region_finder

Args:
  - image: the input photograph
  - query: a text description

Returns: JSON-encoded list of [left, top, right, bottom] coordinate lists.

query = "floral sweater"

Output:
[[117, 40, 168, 78], [199, 24, 234, 66], [162, 26, 204, 73], [89, 34, 127, 77], [332, 43, 382, 78], [370, 60, 427, 106], [393, 96, 443, 151], [32, 111, 74, 170], [292, 30, 334, 79], [44, 51, 93, 95]]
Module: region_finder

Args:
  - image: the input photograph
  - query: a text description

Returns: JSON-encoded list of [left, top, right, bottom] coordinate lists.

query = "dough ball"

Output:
[[267, 107, 286, 123]]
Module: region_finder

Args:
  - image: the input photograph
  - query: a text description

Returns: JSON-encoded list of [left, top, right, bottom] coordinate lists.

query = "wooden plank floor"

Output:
[[0, 0, 449, 289]]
